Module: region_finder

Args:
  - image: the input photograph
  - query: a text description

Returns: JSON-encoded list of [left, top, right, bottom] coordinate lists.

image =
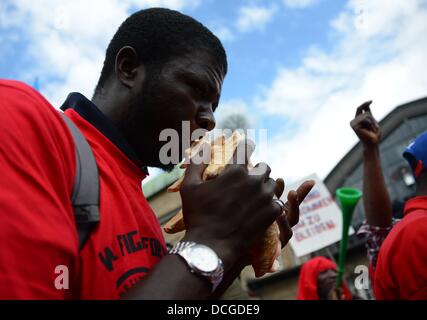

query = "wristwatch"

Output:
[[169, 241, 224, 292]]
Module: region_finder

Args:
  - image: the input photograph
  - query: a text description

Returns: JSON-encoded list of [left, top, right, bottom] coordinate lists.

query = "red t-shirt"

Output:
[[374, 196, 427, 300], [0, 80, 166, 299]]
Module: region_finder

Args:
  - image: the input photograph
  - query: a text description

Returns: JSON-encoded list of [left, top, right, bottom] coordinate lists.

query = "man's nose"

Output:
[[196, 112, 216, 131]]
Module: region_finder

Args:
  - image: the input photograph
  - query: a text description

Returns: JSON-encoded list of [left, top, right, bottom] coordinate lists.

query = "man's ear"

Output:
[[115, 46, 141, 89]]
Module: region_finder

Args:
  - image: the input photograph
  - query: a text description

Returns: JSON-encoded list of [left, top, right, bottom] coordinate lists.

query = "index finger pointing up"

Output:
[[355, 100, 373, 117]]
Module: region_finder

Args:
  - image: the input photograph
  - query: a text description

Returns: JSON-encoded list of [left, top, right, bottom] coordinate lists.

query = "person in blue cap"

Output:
[[402, 132, 427, 182], [374, 131, 427, 299]]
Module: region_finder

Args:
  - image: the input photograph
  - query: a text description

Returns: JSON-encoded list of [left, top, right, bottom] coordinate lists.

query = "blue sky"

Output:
[[1, 0, 427, 182], [192, 1, 345, 100]]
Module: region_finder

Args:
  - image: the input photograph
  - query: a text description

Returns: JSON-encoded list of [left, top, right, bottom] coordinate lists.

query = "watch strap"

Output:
[[169, 241, 196, 254]]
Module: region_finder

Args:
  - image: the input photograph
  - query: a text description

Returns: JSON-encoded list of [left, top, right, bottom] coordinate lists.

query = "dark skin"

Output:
[[416, 173, 427, 196], [317, 269, 344, 300], [350, 101, 392, 228], [93, 47, 220, 170], [92, 45, 314, 299]]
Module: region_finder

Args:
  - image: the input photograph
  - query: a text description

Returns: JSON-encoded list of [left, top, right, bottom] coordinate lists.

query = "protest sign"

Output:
[[282, 173, 354, 257]]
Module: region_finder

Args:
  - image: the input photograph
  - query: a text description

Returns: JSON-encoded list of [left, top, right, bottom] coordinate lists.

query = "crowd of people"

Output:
[[297, 102, 427, 300], [0, 7, 425, 300]]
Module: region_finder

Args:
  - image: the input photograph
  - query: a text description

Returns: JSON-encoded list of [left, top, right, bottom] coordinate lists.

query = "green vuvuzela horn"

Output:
[[335, 187, 362, 288]]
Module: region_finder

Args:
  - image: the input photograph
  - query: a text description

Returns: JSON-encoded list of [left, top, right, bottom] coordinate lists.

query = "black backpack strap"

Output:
[[60, 113, 100, 250]]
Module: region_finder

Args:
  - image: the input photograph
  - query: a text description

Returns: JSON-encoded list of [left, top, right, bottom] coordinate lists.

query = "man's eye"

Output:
[[193, 85, 206, 97]]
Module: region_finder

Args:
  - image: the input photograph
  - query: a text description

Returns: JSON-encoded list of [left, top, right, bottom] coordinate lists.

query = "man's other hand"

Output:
[[180, 140, 282, 272]]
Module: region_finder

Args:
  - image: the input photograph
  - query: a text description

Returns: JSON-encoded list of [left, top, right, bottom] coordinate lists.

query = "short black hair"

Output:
[[95, 8, 227, 93]]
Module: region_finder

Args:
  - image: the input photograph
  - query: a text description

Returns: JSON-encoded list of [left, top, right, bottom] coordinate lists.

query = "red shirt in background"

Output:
[[0, 80, 166, 299], [374, 196, 427, 300]]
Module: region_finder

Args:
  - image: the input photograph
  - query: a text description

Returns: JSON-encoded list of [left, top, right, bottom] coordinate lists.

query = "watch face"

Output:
[[187, 244, 219, 273]]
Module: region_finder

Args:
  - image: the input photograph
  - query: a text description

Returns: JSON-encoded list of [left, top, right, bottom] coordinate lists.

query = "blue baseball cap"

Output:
[[403, 131, 427, 179]]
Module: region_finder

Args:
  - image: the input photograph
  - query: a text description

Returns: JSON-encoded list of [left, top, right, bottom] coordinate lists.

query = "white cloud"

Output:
[[213, 26, 235, 43], [236, 4, 277, 33], [255, 0, 427, 183], [283, 0, 318, 9], [136, 0, 200, 10], [216, 99, 255, 128], [0, 0, 200, 107]]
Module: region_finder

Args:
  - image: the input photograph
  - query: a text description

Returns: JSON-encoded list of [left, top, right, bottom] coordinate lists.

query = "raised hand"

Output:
[[275, 179, 315, 247], [350, 101, 381, 147]]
